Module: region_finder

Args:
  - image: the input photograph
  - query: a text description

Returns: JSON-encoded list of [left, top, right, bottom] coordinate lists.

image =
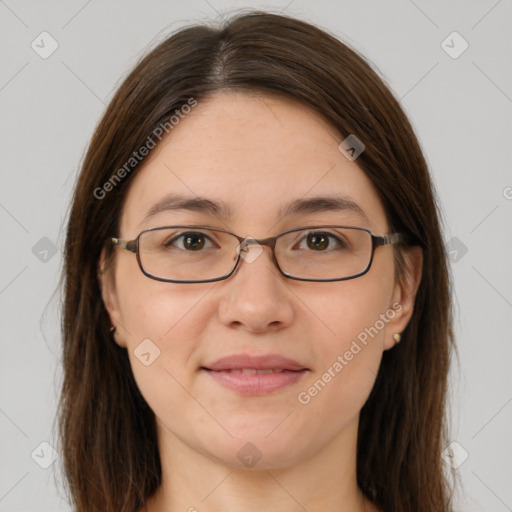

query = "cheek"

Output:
[[299, 265, 395, 417], [312, 255, 395, 350], [115, 251, 210, 339], [114, 259, 217, 382], [114, 278, 215, 431]]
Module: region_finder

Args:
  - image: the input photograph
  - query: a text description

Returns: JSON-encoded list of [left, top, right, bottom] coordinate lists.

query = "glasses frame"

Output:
[[110, 225, 409, 283]]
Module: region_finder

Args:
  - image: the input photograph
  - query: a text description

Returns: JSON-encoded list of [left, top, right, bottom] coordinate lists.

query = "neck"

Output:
[[142, 415, 378, 512]]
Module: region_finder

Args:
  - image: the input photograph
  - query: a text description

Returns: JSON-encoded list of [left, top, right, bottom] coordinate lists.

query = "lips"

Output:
[[203, 354, 308, 372], [219, 368, 286, 374], [201, 354, 309, 395]]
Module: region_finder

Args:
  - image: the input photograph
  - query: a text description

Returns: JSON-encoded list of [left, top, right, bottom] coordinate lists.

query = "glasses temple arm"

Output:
[[374, 233, 415, 247], [111, 237, 138, 253]]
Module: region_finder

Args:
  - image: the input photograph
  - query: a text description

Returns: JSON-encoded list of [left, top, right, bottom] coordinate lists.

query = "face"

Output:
[[100, 91, 421, 470]]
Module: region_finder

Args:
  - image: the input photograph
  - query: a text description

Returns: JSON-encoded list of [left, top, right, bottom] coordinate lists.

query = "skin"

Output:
[[99, 91, 422, 512]]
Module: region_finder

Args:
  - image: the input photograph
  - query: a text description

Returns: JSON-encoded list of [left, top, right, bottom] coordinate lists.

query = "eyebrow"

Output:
[[141, 193, 369, 225]]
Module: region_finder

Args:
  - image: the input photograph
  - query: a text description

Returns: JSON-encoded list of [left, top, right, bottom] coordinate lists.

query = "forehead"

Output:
[[120, 92, 388, 235]]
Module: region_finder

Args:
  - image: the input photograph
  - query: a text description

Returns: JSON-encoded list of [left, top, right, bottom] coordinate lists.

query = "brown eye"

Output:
[[307, 233, 329, 251], [183, 233, 206, 250], [297, 232, 345, 252], [164, 232, 212, 251]]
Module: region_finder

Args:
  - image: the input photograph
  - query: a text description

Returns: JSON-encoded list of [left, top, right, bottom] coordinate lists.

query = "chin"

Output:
[[197, 423, 317, 471]]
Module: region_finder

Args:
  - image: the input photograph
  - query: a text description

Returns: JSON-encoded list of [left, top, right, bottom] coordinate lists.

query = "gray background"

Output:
[[0, 0, 511, 510]]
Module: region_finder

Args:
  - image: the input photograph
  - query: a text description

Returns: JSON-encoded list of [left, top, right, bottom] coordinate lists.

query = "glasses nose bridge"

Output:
[[234, 234, 280, 270], [237, 234, 278, 250], [236, 233, 279, 258]]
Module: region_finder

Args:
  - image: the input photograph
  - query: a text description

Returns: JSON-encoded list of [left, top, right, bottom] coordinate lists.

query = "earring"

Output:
[[392, 332, 401, 344], [109, 326, 116, 334]]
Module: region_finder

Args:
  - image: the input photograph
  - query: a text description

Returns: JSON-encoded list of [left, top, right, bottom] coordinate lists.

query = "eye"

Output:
[[164, 232, 216, 251], [296, 231, 346, 251]]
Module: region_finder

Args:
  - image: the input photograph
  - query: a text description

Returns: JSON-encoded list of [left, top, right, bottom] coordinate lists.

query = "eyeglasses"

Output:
[[110, 225, 409, 283]]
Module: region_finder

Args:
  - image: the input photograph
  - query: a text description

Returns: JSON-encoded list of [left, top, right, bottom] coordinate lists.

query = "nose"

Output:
[[217, 243, 295, 333]]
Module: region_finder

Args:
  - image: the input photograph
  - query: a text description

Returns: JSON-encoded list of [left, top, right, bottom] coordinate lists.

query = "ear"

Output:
[[97, 247, 127, 348], [383, 246, 423, 350]]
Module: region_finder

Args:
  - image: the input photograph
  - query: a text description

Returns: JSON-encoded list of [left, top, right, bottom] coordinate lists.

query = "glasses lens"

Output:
[[275, 227, 372, 280], [137, 226, 372, 282], [138, 227, 239, 282]]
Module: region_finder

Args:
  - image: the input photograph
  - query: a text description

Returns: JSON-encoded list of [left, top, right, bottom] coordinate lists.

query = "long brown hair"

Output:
[[57, 10, 455, 512]]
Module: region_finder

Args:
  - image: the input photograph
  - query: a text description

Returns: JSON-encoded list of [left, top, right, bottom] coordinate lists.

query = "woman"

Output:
[[58, 10, 455, 512]]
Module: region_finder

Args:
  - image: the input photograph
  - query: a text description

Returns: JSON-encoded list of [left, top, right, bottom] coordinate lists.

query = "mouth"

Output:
[[209, 368, 291, 374], [200, 354, 310, 395]]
